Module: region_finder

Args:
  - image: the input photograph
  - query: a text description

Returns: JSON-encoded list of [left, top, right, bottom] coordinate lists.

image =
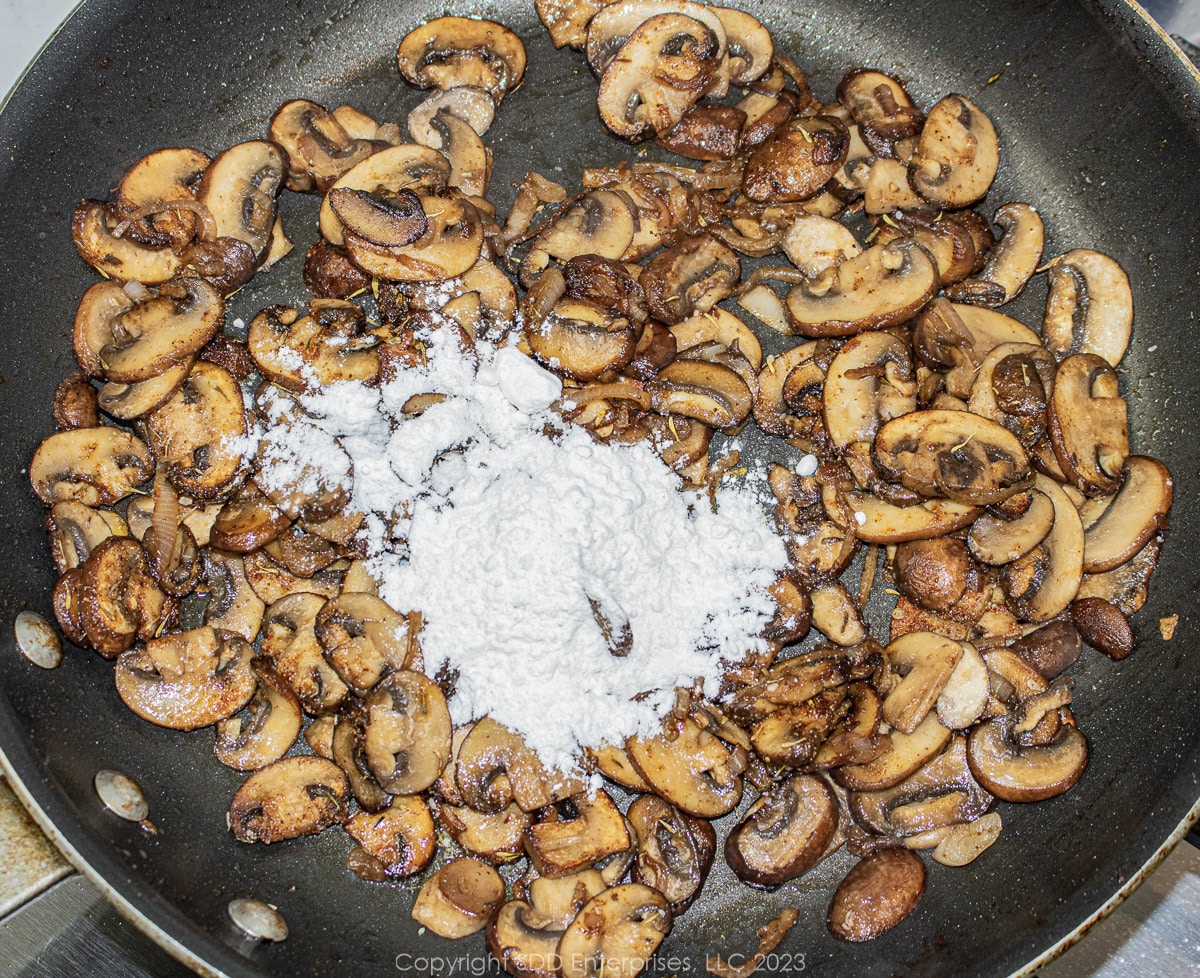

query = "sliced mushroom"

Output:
[[248, 302, 380, 392], [346, 796, 437, 878], [525, 789, 632, 877], [1047, 353, 1130, 496], [196, 140, 287, 265], [585, 0, 726, 74], [556, 884, 672, 978], [882, 632, 963, 735], [782, 214, 862, 277], [437, 800, 531, 865], [411, 108, 491, 197], [536, 0, 609, 48], [823, 485, 980, 544], [115, 625, 256, 730], [863, 158, 927, 214], [913, 300, 1041, 400], [408, 86, 496, 147], [743, 116, 850, 203], [649, 358, 753, 430], [110, 146, 211, 248], [935, 643, 990, 730], [397, 17, 527, 103], [457, 717, 583, 814], [1042, 249, 1133, 367], [810, 581, 868, 646], [527, 297, 637, 382], [835, 712, 953, 792], [360, 670, 452, 795], [210, 489, 291, 554], [1081, 456, 1172, 572], [966, 715, 1088, 803], [521, 190, 637, 287], [828, 847, 926, 942], [269, 100, 381, 194], [908, 94, 999, 208], [214, 659, 303, 771], [71, 200, 183, 284], [144, 361, 248, 501], [893, 537, 975, 613], [201, 550, 265, 643], [626, 714, 743, 818], [595, 13, 722, 140], [836, 69, 923, 158], [626, 794, 715, 913], [77, 536, 172, 657], [949, 203, 1044, 306], [229, 755, 349, 843], [98, 357, 194, 421], [314, 590, 412, 688], [874, 410, 1033, 506], [640, 233, 740, 325], [260, 592, 348, 715], [785, 239, 938, 337], [725, 774, 838, 887], [411, 857, 506, 939], [30, 426, 153, 507], [45, 500, 129, 574], [344, 191, 483, 282], [328, 187, 429, 249], [967, 489, 1055, 565]]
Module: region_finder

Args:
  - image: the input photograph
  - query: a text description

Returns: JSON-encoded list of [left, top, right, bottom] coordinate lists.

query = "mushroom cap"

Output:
[[1046, 352, 1130, 496]]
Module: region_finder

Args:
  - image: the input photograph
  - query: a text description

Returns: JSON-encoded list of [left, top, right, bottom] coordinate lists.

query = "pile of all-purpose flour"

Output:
[[250, 319, 788, 774]]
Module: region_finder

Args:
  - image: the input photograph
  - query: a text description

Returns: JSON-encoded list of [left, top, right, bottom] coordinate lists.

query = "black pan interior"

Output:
[[0, 1, 1198, 976]]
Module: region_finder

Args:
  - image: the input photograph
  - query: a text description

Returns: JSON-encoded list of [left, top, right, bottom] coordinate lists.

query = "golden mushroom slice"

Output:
[[627, 794, 716, 913], [345, 795, 437, 878], [397, 17, 527, 103], [536, 0, 609, 48], [412, 857, 506, 939], [144, 361, 249, 501], [782, 213, 863, 278], [785, 239, 938, 337], [585, 0, 726, 74], [456, 717, 584, 814], [196, 140, 288, 265], [201, 550, 265, 643], [626, 714, 744, 818], [110, 146, 211, 249], [936, 642, 991, 730], [822, 484, 980, 544], [1081, 456, 1173, 572], [520, 190, 637, 286], [45, 500, 129, 574], [913, 300, 1041, 400], [882, 632, 963, 735], [908, 94, 999, 208], [525, 788, 632, 877], [949, 202, 1044, 307], [316, 593, 417, 691], [1003, 474, 1085, 623], [641, 233, 740, 325], [248, 300, 381, 392], [966, 342, 1058, 451], [409, 106, 491, 198], [328, 186, 429, 249], [78, 536, 172, 657], [115, 625, 256, 730], [874, 410, 1033, 506], [98, 357, 194, 421], [210, 489, 291, 554], [835, 712, 953, 792], [343, 191, 483, 282], [260, 592, 348, 716], [589, 744, 652, 792], [71, 200, 183, 284], [742, 115, 850, 204], [966, 715, 1088, 803], [967, 488, 1056, 565], [836, 68, 923, 158], [725, 774, 838, 887], [214, 659, 303, 771], [649, 358, 753, 431], [54, 371, 100, 430], [30, 426, 154, 507], [268, 99, 382, 194], [1047, 353, 1130, 496], [526, 297, 637, 382], [319, 144, 450, 247], [229, 755, 349, 843], [436, 800, 530, 865], [361, 670, 452, 796], [556, 884, 672, 978], [1042, 249, 1133, 367]]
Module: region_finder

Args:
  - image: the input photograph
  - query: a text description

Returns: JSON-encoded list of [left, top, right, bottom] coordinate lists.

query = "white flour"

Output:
[[249, 319, 787, 773]]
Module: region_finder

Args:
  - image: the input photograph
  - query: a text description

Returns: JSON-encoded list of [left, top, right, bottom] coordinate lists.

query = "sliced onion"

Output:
[[112, 197, 219, 243], [149, 466, 181, 579]]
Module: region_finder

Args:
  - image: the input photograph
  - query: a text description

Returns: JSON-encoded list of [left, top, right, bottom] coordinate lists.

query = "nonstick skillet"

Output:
[[1, 1, 1198, 976]]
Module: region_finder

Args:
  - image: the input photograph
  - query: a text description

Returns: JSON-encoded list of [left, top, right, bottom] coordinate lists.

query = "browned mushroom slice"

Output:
[[71, 200, 183, 284], [115, 625, 256, 730], [210, 489, 291, 553], [1047, 353, 1129, 496], [397, 17, 527, 103], [654, 101, 746, 161], [328, 187, 428, 248], [45, 501, 128, 574], [262, 524, 343, 578], [436, 800, 531, 864], [876, 209, 983, 285], [782, 214, 862, 277], [71, 284, 132, 375], [78, 537, 171, 657], [98, 357, 194, 421], [197, 140, 287, 265], [967, 488, 1056, 565], [785, 239, 938, 338], [344, 192, 483, 282], [627, 794, 715, 913], [810, 581, 868, 646], [346, 795, 437, 879], [742, 115, 850, 203], [595, 13, 722, 140], [315, 593, 415, 691], [999, 479, 1083, 625], [331, 702, 392, 812], [1081, 456, 1172, 572], [966, 341, 1058, 450], [828, 848, 926, 942], [874, 410, 1033, 506], [98, 278, 224, 384], [626, 714, 743, 818], [823, 331, 917, 488], [248, 302, 381, 392], [711, 6, 771, 84], [110, 147, 211, 248], [649, 358, 753, 430], [556, 884, 672, 978], [144, 361, 249, 501], [724, 774, 838, 887], [30, 426, 154, 507], [836, 69, 923, 158], [536, 0, 609, 48], [892, 537, 976, 613], [882, 632, 963, 735], [487, 899, 568, 978], [1077, 533, 1162, 616], [834, 712, 953, 791], [214, 659, 303, 771], [412, 858, 506, 938], [863, 158, 927, 214], [1008, 620, 1083, 681], [913, 300, 1041, 400], [966, 715, 1088, 803], [359, 670, 452, 795], [319, 145, 450, 247], [1042, 249, 1133, 367], [585, 0, 726, 74], [526, 298, 637, 382], [1070, 596, 1135, 660], [52, 568, 88, 648], [269, 99, 381, 194], [525, 789, 632, 877], [640, 234, 740, 325], [822, 485, 980, 544], [303, 240, 371, 299], [260, 592, 348, 715], [457, 717, 583, 813], [410, 107, 492, 197], [520, 190, 636, 287], [949, 203, 1044, 306], [229, 755, 349, 843], [908, 93, 999, 208], [408, 86, 495, 145], [54, 371, 100, 430], [202, 550, 265, 643]]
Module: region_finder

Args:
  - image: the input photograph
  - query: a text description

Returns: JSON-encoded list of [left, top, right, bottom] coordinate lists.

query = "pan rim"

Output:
[[0, 1, 1198, 976]]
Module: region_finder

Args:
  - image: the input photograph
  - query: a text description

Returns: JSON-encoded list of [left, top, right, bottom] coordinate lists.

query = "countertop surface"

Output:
[[0, 1, 1198, 977]]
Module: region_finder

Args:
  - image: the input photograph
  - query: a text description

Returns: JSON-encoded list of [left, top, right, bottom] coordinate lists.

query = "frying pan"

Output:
[[1, 0, 1198, 975]]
